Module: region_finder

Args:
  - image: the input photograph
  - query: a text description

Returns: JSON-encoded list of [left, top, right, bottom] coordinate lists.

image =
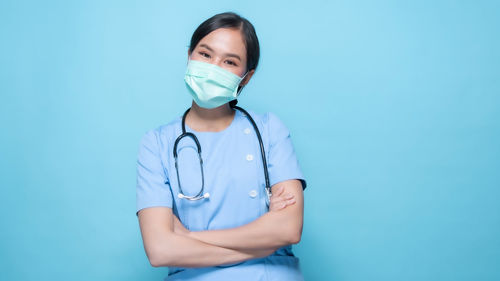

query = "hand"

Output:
[[173, 215, 190, 236], [268, 185, 295, 212]]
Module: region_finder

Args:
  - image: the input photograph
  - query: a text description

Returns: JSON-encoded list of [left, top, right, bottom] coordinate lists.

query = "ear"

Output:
[[240, 69, 255, 86], [186, 49, 192, 65]]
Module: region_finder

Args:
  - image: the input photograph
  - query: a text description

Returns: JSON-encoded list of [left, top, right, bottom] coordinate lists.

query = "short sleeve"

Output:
[[267, 112, 307, 190], [135, 129, 173, 216]]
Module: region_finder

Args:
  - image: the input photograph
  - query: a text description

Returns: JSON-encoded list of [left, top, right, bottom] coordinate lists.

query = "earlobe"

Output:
[[186, 50, 192, 65]]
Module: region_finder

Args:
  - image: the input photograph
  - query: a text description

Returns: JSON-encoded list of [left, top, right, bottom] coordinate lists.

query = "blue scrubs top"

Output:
[[136, 108, 307, 281]]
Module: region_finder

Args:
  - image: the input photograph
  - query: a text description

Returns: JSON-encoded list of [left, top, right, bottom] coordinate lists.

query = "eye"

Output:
[[225, 60, 237, 66], [198, 51, 210, 58]]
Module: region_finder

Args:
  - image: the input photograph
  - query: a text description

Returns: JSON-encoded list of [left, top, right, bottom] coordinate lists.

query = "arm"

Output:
[[137, 206, 278, 268], [185, 179, 304, 251]]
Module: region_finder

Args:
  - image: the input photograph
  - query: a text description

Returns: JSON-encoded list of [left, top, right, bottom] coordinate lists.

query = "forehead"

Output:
[[196, 28, 246, 57]]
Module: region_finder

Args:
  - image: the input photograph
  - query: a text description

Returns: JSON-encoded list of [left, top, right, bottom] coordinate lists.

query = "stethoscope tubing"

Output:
[[172, 104, 272, 203]]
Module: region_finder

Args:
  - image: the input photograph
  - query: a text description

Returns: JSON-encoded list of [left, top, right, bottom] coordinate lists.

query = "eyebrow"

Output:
[[199, 43, 241, 61]]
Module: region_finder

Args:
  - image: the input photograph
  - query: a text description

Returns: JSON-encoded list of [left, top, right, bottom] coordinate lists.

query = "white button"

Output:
[[246, 154, 254, 161], [244, 128, 251, 134], [249, 190, 257, 198]]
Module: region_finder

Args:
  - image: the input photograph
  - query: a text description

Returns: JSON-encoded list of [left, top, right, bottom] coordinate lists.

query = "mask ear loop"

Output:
[[236, 71, 250, 97]]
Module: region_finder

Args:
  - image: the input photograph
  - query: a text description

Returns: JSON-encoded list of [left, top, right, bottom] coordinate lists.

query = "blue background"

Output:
[[1, 0, 499, 280]]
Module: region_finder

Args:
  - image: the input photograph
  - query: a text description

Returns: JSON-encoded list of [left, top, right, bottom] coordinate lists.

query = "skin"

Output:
[[137, 27, 303, 268]]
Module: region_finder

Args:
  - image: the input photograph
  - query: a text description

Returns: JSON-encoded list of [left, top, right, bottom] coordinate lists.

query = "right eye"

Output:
[[199, 52, 211, 58]]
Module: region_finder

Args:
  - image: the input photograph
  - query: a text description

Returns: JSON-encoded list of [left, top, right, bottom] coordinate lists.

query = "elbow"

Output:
[[150, 258, 168, 268], [146, 242, 176, 268], [287, 230, 302, 245], [276, 216, 303, 246], [149, 257, 161, 268], [148, 251, 167, 268], [283, 224, 303, 245], [149, 251, 174, 268], [149, 254, 164, 268]]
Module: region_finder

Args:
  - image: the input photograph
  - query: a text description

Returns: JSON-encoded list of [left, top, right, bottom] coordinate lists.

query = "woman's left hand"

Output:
[[269, 185, 296, 212]]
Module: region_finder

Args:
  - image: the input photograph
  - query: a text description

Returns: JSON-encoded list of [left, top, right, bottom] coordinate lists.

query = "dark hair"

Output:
[[188, 12, 260, 107]]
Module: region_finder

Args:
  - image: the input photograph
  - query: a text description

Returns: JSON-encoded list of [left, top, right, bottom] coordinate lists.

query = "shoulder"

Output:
[[138, 116, 183, 148], [236, 108, 292, 149]]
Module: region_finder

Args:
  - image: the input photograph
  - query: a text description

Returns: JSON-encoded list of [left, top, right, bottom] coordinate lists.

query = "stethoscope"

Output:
[[173, 104, 272, 205]]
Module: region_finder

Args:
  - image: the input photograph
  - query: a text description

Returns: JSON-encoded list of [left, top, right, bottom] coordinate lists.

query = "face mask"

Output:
[[184, 59, 248, 109]]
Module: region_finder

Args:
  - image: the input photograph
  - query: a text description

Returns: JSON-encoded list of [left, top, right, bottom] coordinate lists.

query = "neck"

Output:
[[186, 101, 235, 132], [189, 101, 234, 119]]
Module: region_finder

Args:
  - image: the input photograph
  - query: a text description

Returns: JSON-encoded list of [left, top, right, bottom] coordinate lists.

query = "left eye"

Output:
[[225, 60, 236, 66]]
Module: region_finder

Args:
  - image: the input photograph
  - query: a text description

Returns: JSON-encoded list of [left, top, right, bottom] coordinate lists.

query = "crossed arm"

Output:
[[137, 179, 304, 268]]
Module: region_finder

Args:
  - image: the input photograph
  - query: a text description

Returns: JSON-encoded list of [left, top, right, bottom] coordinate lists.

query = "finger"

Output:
[[270, 197, 285, 206], [273, 185, 284, 197], [276, 198, 295, 209], [276, 202, 286, 210], [269, 199, 279, 210], [270, 203, 280, 211], [270, 194, 283, 203], [270, 200, 286, 211], [273, 193, 294, 204]]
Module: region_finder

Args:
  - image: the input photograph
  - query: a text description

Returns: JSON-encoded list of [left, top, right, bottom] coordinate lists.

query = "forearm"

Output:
[[151, 231, 273, 268], [173, 181, 304, 252], [188, 208, 302, 251]]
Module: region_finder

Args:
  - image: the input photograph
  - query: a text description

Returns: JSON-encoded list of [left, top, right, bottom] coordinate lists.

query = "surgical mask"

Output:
[[184, 59, 248, 109]]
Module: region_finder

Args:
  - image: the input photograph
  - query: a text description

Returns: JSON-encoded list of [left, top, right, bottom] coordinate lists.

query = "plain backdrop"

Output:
[[1, 0, 499, 280]]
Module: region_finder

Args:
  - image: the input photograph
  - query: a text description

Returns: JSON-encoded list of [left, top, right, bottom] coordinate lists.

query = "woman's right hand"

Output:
[[268, 185, 296, 212]]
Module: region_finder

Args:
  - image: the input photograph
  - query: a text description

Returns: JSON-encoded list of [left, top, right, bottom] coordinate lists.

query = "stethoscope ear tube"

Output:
[[173, 105, 272, 205], [231, 104, 272, 203]]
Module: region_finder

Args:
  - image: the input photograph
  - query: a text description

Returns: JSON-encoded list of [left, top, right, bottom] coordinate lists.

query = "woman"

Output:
[[136, 12, 307, 280]]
